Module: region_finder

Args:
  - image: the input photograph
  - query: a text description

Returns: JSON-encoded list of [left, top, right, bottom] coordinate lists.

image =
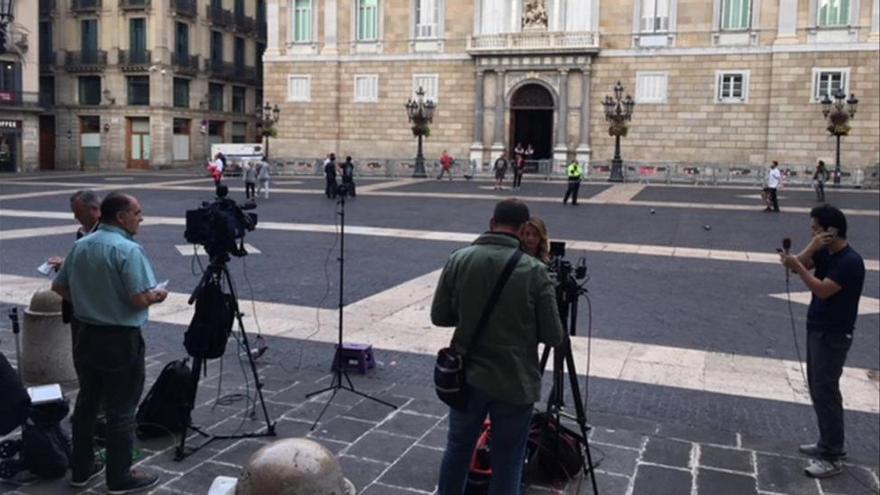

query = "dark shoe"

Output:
[[107, 470, 160, 494], [798, 443, 846, 459], [763, 207, 772, 212], [804, 459, 842, 478], [70, 461, 105, 487]]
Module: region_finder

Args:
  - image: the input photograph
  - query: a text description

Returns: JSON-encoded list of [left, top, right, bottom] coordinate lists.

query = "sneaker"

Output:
[[70, 461, 105, 487], [107, 470, 160, 494], [804, 458, 842, 478], [798, 443, 846, 459]]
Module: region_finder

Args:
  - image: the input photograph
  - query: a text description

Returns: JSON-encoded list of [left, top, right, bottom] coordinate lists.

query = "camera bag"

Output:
[[434, 249, 523, 411]]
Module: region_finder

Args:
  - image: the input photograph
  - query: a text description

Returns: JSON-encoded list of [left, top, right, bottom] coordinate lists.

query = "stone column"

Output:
[[870, 0, 880, 41], [490, 70, 506, 161], [576, 67, 592, 165], [775, 0, 798, 44], [470, 70, 486, 164], [266, 0, 281, 55], [553, 69, 569, 163], [323, 0, 339, 54]]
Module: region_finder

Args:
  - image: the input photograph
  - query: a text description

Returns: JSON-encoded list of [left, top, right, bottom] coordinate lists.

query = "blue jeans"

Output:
[[438, 385, 533, 495]]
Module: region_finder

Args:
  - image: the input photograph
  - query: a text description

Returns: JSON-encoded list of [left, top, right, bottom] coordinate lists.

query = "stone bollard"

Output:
[[235, 438, 355, 495], [21, 289, 77, 386]]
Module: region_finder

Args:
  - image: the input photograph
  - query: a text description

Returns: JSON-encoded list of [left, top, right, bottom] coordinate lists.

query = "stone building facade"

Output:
[[263, 0, 879, 172], [34, 0, 267, 171], [0, 2, 40, 172]]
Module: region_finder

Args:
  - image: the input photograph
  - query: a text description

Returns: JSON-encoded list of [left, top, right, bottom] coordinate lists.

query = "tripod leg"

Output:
[[177, 356, 203, 459], [563, 344, 599, 495]]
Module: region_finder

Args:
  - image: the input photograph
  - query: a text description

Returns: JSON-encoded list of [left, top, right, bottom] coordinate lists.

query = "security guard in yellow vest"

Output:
[[563, 160, 583, 205]]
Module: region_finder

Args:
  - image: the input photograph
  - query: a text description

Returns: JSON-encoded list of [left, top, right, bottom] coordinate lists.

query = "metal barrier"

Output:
[[268, 157, 877, 188]]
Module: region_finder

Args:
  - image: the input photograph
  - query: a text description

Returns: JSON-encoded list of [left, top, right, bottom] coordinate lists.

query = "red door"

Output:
[[39, 115, 56, 170]]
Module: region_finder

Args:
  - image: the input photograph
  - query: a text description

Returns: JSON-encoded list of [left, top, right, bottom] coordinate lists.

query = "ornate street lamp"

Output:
[[820, 88, 858, 186], [405, 86, 436, 178], [255, 102, 280, 160], [603, 81, 635, 183], [0, 0, 15, 55]]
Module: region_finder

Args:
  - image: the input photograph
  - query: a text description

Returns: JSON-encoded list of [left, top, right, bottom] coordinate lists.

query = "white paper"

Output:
[[155, 280, 169, 290], [37, 261, 54, 276]]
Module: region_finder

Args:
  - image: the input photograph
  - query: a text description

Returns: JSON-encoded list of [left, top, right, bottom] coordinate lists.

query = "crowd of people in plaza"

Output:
[[206, 152, 272, 200]]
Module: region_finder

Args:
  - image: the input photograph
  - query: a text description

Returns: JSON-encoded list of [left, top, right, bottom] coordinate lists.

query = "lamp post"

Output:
[[0, 0, 14, 55], [405, 86, 436, 178], [602, 81, 635, 183], [256, 102, 280, 160], [820, 88, 858, 186]]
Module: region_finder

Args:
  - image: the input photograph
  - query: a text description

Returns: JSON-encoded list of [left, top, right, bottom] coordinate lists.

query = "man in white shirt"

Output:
[[764, 160, 782, 212]]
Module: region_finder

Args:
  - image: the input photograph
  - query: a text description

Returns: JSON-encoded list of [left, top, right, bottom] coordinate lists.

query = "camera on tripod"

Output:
[[548, 241, 588, 284], [184, 185, 258, 259]]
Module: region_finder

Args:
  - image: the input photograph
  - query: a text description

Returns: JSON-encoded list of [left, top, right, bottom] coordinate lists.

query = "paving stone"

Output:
[[269, 381, 321, 406], [361, 482, 422, 494], [377, 411, 442, 439], [579, 472, 630, 495], [165, 461, 240, 494], [211, 439, 265, 466], [699, 445, 754, 473], [378, 445, 442, 493], [270, 418, 314, 438], [347, 431, 418, 463], [401, 397, 449, 417], [590, 427, 647, 449], [344, 396, 400, 422], [642, 437, 692, 469], [740, 433, 795, 457], [593, 444, 639, 476], [590, 412, 659, 436], [658, 423, 737, 447], [302, 387, 366, 407], [417, 425, 448, 450], [755, 453, 821, 495], [696, 468, 758, 495], [387, 383, 438, 400], [309, 416, 375, 443], [308, 437, 349, 455], [819, 464, 880, 494], [233, 399, 295, 422], [285, 400, 351, 425], [337, 455, 390, 493], [188, 404, 241, 430], [631, 464, 692, 495]]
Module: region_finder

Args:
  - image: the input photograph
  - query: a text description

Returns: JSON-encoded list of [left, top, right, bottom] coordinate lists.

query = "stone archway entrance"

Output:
[[509, 84, 554, 160]]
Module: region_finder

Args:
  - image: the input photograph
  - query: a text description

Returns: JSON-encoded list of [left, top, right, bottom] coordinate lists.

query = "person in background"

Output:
[[438, 150, 455, 181], [493, 152, 509, 191], [563, 159, 583, 205], [763, 160, 782, 212], [208, 153, 224, 185], [243, 162, 257, 200], [521, 216, 550, 264], [341, 156, 357, 198], [324, 153, 338, 199], [257, 158, 271, 199], [813, 160, 830, 202], [512, 154, 526, 191]]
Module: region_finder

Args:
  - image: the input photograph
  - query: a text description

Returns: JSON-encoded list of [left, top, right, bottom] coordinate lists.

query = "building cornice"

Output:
[[600, 41, 880, 58]]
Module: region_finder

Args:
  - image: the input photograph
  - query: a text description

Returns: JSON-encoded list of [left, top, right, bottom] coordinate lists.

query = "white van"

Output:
[[210, 143, 264, 176]]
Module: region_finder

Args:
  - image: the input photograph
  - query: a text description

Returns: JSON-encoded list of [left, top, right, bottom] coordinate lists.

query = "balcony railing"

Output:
[[172, 0, 196, 18], [65, 50, 108, 71], [233, 14, 256, 35], [119, 49, 152, 71], [172, 52, 200, 75], [71, 0, 102, 13], [119, 0, 150, 10], [207, 4, 232, 28], [0, 91, 42, 109], [207, 59, 235, 79], [39, 0, 56, 16], [467, 31, 599, 54], [231, 65, 257, 85]]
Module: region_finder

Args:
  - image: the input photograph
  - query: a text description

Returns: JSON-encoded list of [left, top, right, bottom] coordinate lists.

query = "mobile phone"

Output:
[[775, 248, 784, 254], [826, 227, 838, 239]]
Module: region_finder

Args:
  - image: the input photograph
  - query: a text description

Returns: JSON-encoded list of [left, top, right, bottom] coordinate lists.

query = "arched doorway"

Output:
[[509, 84, 554, 161]]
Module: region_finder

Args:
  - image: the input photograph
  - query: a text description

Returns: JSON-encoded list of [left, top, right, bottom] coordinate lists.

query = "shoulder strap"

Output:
[[462, 249, 524, 353]]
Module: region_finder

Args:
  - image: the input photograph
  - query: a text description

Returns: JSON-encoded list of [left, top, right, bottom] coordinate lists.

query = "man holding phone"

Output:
[[778, 204, 865, 478]]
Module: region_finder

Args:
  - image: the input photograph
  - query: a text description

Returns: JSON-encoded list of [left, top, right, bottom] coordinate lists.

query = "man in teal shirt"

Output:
[[53, 192, 167, 494]]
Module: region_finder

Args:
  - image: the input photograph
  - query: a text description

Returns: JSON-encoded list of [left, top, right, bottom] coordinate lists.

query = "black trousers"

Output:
[[71, 323, 145, 488], [764, 187, 779, 211], [325, 177, 337, 198], [513, 170, 523, 188], [806, 330, 851, 460], [563, 180, 581, 204], [342, 178, 356, 197]]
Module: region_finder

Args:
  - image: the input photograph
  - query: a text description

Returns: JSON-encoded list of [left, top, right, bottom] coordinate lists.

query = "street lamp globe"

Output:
[[846, 94, 858, 117]]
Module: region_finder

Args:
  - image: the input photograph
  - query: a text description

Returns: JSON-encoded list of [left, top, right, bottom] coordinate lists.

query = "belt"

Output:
[[76, 319, 140, 332]]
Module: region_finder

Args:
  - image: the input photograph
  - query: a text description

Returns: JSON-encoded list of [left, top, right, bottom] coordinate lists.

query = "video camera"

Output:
[[184, 184, 257, 259], [548, 241, 588, 282]]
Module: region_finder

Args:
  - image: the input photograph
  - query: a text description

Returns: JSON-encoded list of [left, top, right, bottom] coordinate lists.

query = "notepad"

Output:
[[27, 384, 64, 405]]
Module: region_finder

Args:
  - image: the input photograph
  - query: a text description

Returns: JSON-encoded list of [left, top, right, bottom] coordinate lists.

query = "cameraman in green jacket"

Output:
[[432, 199, 565, 495]]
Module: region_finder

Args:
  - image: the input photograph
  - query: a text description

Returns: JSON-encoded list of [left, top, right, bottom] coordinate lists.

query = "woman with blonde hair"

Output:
[[521, 216, 550, 264]]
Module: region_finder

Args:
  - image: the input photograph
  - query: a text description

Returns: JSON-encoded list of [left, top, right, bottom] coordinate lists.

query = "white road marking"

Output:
[[174, 244, 261, 255], [769, 291, 880, 316], [356, 179, 421, 192], [2, 208, 878, 271], [103, 177, 136, 181], [2, 272, 876, 413], [0, 225, 78, 241], [591, 184, 647, 203]]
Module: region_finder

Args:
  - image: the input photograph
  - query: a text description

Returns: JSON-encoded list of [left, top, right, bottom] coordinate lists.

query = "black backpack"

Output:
[[21, 420, 71, 478], [136, 359, 193, 439], [184, 277, 234, 360], [0, 354, 28, 436], [525, 412, 585, 484]]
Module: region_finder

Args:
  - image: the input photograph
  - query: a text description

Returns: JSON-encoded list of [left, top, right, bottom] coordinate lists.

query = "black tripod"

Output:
[[538, 269, 600, 494], [305, 186, 397, 429], [175, 253, 276, 460]]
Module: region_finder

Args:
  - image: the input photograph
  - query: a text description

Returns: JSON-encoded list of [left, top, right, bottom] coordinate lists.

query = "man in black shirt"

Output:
[[323, 153, 338, 199], [779, 204, 865, 479]]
